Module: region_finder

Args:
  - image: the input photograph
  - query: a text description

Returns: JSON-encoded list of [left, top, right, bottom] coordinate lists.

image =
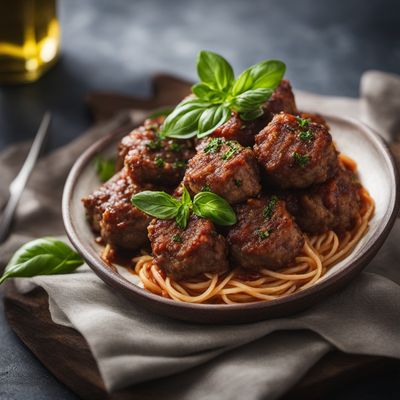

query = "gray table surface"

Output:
[[1, 0, 400, 398]]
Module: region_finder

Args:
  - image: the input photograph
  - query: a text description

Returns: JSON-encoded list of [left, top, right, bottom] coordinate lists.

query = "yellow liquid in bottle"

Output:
[[0, 0, 60, 84]]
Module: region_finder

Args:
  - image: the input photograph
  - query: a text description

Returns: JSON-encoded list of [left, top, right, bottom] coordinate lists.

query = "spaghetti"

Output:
[[127, 188, 374, 304]]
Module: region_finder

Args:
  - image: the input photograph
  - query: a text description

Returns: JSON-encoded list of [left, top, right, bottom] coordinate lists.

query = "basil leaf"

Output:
[[181, 185, 192, 206], [197, 50, 234, 92], [192, 83, 225, 103], [131, 191, 180, 219], [176, 204, 190, 229], [231, 60, 286, 96], [95, 156, 115, 182], [240, 107, 265, 121], [193, 192, 237, 226], [197, 105, 231, 138], [231, 88, 273, 112], [162, 99, 210, 138], [0, 238, 83, 284]]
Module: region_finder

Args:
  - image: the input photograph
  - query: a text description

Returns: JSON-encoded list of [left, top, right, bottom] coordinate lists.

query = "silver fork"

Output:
[[0, 112, 51, 244]]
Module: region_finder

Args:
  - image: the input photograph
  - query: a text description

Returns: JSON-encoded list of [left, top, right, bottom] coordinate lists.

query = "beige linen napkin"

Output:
[[1, 71, 400, 400]]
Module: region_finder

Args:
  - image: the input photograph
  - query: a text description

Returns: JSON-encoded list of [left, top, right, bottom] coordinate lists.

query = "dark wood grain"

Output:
[[3, 74, 400, 398]]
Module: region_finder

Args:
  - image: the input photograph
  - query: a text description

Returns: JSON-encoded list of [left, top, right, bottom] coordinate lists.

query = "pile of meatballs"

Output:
[[83, 80, 362, 280]]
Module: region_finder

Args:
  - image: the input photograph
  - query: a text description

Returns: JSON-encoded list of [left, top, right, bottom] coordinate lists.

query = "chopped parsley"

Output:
[[146, 138, 162, 151], [296, 116, 314, 142], [234, 179, 242, 187], [296, 116, 311, 128], [155, 156, 165, 168], [172, 234, 183, 243], [173, 160, 187, 169], [293, 152, 309, 167], [201, 184, 211, 192], [256, 229, 272, 240], [299, 130, 314, 141], [204, 138, 224, 154], [222, 141, 240, 161], [263, 195, 278, 219], [170, 142, 182, 152]]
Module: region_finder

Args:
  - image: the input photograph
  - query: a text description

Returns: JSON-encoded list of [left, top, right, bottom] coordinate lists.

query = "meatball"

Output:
[[211, 80, 298, 147], [285, 165, 362, 234], [82, 171, 152, 250], [211, 111, 271, 147], [148, 215, 229, 280], [183, 137, 261, 204], [120, 117, 195, 187], [254, 113, 338, 189], [227, 196, 304, 270], [264, 79, 298, 119]]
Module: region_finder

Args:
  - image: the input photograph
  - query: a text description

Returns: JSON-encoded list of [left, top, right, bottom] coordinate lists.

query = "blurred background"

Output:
[[0, 0, 400, 398], [1, 0, 400, 151]]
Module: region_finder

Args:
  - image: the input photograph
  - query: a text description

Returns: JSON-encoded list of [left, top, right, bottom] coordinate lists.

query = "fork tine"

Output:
[[0, 112, 51, 244]]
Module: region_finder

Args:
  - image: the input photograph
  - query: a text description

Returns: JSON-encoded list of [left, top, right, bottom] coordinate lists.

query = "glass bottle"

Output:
[[0, 0, 60, 84]]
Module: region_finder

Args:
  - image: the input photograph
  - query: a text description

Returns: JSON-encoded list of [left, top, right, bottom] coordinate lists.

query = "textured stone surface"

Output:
[[0, 0, 399, 398]]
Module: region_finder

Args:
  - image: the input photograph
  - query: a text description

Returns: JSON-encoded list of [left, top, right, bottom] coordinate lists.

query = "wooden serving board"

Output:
[[3, 74, 400, 399]]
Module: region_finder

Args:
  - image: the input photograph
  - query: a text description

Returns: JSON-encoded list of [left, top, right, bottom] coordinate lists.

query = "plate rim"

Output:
[[62, 113, 400, 315]]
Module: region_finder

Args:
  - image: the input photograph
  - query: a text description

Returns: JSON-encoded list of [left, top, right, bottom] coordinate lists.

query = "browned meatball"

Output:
[[120, 117, 195, 187], [227, 196, 304, 271], [183, 138, 261, 204], [211, 111, 271, 147], [117, 117, 163, 169], [148, 215, 228, 280], [82, 171, 152, 250], [285, 165, 362, 234], [254, 113, 338, 189], [264, 79, 298, 119], [211, 80, 298, 147]]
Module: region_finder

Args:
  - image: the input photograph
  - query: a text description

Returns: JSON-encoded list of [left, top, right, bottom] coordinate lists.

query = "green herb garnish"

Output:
[[204, 137, 224, 154], [256, 229, 272, 239], [234, 179, 242, 187], [146, 138, 162, 151], [0, 238, 84, 284], [160, 50, 286, 139], [170, 142, 182, 152], [221, 141, 240, 160], [201, 184, 211, 192], [172, 234, 183, 243], [95, 155, 115, 182], [296, 116, 311, 128], [192, 191, 237, 226], [299, 130, 314, 141], [155, 156, 165, 168], [293, 152, 310, 167], [263, 195, 278, 219], [131, 186, 236, 228]]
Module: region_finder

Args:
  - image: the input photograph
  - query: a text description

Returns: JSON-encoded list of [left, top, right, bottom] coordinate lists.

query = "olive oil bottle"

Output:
[[0, 0, 60, 84]]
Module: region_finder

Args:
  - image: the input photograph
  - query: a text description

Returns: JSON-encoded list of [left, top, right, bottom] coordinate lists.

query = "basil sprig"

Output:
[[161, 50, 286, 138], [192, 192, 237, 226], [131, 186, 236, 228], [0, 238, 84, 284]]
